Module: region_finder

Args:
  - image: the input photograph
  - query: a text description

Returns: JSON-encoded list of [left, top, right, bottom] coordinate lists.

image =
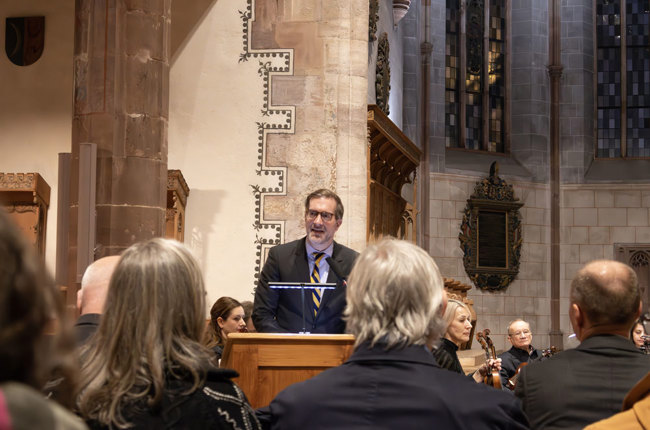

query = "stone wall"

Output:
[[430, 172, 650, 351], [559, 185, 650, 331], [429, 172, 551, 351], [559, 0, 594, 182]]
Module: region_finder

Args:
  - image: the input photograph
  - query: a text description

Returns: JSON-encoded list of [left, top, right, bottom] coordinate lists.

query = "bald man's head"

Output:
[[77, 255, 120, 315], [570, 260, 640, 329]]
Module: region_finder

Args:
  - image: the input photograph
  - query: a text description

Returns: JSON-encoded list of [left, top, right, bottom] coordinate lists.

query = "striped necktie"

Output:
[[311, 252, 325, 317]]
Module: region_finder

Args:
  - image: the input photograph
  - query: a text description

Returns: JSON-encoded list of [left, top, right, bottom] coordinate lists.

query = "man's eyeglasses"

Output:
[[508, 330, 531, 337], [306, 210, 335, 222]]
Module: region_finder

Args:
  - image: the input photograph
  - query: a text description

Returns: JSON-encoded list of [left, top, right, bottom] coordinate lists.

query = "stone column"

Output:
[[67, 0, 170, 308]]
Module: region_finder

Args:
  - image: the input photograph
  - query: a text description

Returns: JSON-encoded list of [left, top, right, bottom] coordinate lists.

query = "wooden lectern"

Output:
[[220, 333, 355, 408]]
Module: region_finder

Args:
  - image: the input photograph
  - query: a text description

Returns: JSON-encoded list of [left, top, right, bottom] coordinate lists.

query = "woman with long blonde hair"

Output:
[[76, 238, 259, 429]]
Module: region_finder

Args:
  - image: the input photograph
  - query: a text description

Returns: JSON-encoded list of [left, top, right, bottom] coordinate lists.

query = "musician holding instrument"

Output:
[[498, 319, 541, 389], [433, 299, 502, 384]]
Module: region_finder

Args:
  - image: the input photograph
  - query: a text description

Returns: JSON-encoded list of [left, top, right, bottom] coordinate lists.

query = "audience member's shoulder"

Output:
[[1, 382, 88, 430]]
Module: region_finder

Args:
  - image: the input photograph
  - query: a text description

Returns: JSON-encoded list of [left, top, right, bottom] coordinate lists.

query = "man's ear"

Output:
[[76, 289, 83, 311], [569, 303, 583, 339]]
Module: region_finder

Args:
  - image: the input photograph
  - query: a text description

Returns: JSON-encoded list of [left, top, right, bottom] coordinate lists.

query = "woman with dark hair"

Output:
[[76, 238, 260, 429], [630, 317, 648, 351], [205, 297, 247, 359], [0, 210, 85, 428]]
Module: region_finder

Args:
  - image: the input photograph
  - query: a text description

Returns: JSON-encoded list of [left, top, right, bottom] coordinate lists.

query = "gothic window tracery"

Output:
[[596, 0, 650, 158], [445, 0, 508, 153]]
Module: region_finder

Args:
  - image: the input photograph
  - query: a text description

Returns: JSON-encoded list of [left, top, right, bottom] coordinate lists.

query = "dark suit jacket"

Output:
[[499, 346, 541, 382], [74, 313, 101, 346], [260, 342, 529, 429], [515, 334, 650, 430], [253, 238, 358, 333]]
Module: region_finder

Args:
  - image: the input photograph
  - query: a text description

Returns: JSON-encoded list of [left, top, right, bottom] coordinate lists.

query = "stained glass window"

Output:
[[446, 0, 460, 148], [445, 0, 507, 153], [596, 0, 650, 158]]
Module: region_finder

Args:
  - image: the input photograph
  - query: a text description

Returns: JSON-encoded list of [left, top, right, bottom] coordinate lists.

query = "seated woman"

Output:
[[76, 238, 260, 429], [205, 297, 247, 359], [630, 317, 648, 352], [0, 211, 86, 429], [433, 299, 500, 384], [241, 300, 257, 333]]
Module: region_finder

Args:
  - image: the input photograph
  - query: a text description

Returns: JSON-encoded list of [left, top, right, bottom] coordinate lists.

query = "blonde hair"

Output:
[[344, 238, 446, 349], [442, 299, 471, 330], [76, 238, 214, 428]]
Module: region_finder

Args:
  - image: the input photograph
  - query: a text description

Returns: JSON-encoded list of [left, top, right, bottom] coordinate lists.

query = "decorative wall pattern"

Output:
[[239, 0, 295, 287]]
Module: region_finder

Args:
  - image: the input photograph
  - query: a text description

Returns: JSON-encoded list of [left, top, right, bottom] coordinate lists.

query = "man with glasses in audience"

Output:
[[499, 319, 541, 390], [253, 189, 358, 333]]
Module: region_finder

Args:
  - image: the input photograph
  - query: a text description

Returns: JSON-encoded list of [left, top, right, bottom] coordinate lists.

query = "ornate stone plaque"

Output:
[[459, 162, 523, 291]]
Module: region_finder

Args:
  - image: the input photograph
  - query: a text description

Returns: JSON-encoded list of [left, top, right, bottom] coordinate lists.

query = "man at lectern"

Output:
[[259, 239, 528, 429], [252, 189, 358, 333]]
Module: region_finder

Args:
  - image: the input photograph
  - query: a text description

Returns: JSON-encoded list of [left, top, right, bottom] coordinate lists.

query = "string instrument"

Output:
[[476, 329, 502, 389], [505, 346, 558, 390]]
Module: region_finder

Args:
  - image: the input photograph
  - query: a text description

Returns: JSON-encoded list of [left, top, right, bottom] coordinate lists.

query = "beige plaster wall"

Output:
[[0, 1, 75, 273], [169, 0, 369, 308]]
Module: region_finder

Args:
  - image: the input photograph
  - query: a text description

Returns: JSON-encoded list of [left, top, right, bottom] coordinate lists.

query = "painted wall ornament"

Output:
[[459, 162, 523, 291], [5, 17, 44, 66]]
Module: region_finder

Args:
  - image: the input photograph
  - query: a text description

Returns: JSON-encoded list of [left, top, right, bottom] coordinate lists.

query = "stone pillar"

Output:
[[67, 0, 170, 308]]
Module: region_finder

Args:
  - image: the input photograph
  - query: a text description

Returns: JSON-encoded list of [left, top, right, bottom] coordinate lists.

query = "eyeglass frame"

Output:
[[305, 209, 337, 223]]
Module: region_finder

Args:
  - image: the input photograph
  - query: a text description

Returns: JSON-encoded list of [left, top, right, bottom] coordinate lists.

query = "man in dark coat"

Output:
[[516, 259, 650, 429], [499, 319, 542, 390], [253, 189, 358, 333], [258, 239, 528, 429], [74, 255, 120, 345]]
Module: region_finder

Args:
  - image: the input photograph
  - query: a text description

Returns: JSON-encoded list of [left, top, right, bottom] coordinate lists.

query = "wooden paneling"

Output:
[[0, 172, 50, 258], [220, 333, 355, 408], [367, 105, 421, 243]]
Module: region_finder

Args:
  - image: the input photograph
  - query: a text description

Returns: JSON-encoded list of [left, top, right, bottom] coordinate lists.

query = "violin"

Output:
[[476, 329, 502, 389], [505, 346, 558, 390]]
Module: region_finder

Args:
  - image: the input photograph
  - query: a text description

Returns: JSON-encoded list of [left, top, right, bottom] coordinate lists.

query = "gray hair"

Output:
[[506, 318, 529, 336], [570, 259, 640, 327], [344, 238, 446, 349]]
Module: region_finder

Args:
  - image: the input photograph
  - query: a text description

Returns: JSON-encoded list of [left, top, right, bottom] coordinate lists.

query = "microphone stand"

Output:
[[269, 282, 336, 334]]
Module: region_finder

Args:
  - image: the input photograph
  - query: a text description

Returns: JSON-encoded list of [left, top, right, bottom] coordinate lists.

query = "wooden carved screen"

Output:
[[616, 244, 650, 311], [166, 170, 189, 242], [0, 173, 50, 258], [367, 105, 421, 243]]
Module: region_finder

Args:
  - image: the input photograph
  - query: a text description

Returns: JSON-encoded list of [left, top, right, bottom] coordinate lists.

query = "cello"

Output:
[[476, 329, 502, 389]]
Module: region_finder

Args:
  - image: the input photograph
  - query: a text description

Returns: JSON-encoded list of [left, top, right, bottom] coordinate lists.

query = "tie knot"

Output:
[[312, 252, 325, 265]]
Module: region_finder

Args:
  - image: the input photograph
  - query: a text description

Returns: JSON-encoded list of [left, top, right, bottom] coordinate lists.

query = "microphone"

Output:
[[326, 257, 347, 287]]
